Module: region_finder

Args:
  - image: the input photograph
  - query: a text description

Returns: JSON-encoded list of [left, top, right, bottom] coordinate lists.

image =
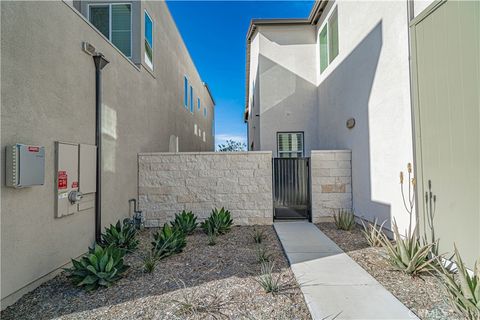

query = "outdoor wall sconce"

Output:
[[346, 118, 356, 129]]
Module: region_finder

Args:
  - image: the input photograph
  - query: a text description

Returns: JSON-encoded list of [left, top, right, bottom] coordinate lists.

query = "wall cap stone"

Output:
[[311, 150, 351, 153], [138, 151, 273, 156]]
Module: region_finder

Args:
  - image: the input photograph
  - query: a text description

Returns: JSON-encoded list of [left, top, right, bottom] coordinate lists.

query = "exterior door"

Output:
[[410, 0, 480, 267], [273, 158, 311, 220]]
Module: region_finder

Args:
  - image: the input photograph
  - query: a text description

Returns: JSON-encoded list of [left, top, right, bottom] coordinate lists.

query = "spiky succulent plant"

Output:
[[361, 218, 386, 247], [435, 246, 480, 319], [201, 207, 233, 235], [333, 209, 355, 231], [101, 218, 139, 251], [66, 244, 129, 291], [170, 210, 198, 235], [151, 223, 186, 259]]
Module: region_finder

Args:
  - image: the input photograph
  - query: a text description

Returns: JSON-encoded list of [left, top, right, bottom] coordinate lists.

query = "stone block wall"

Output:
[[138, 152, 273, 227], [311, 150, 353, 222]]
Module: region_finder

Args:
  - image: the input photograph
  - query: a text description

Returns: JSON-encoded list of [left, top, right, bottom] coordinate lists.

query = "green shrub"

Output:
[[333, 209, 355, 231], [151, 224, 186, 259], [66, 244, 129, 291], [380, 221, 435, 276], [256, 261, 280, 294], [252, 228, 265, 244], [201, 208, 233, 235], [171, 210, 198, 235], [361, 218, 386, 247], [435, 246, 480, 319], [255, 245, 272, 264], [101, 218, 139, 251], [207, 231, 217, 246], [143, 251, 158, 273]]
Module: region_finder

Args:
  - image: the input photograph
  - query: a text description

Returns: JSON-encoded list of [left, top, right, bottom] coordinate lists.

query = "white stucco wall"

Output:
[[255, 25, 319, 157], [315, 1, 414, 232]]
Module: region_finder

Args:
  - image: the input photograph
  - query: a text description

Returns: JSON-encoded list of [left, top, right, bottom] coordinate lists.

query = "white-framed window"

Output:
[[194, 124, 197, 135], [202, 131, 206, 142], [198, 129, 202, 137], [319, 7, 339, 73], [184, 76, 188, 108], [144, 10, 153, 69], [277, 132, 304, 158], [88, 3, 132, 58]]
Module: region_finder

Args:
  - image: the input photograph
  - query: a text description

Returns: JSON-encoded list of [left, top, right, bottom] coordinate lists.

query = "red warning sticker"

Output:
[[28, 146, 40, 152], [58, 171, 67, 190], [71, 181, 78, 189]]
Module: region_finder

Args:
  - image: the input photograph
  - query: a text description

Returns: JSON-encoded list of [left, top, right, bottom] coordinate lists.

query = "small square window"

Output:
[[277, 132, 304, 158]]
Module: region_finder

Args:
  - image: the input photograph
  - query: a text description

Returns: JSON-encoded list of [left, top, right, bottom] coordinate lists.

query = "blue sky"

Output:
[[166, 0, 314, 147]]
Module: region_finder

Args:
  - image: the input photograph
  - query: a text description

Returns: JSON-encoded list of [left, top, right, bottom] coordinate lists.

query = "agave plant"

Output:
[[151, 223, 187, 259], [361, 218, 386, 247], [435, 246, 480, 320], [333, 209, 355, 231], [101, 218, 139, 251], [66, 244, 129, 291], [256, 261, 281, 294], [170, 210, 198, 235], [379, 220, 436, 276], [201, 207, 233, 235]]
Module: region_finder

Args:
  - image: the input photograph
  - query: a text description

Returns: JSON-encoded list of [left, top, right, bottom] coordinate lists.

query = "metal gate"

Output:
[[273, 158, 311, 220]]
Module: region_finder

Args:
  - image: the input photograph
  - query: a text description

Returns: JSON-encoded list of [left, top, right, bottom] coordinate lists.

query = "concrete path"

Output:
[[274, 221, 418, 320]]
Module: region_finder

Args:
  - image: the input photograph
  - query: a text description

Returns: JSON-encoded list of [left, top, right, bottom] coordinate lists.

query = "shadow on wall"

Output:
[[317, 21, 393, 228], [258, 55, 319, 156]]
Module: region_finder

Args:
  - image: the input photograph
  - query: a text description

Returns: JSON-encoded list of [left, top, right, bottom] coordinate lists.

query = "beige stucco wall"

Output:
[[1, 1, 213, 307], [138, 152, 273, 226], [311, 150, 352, 222]]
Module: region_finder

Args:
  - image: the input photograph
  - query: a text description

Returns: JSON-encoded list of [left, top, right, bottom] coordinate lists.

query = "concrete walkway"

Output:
[[274, 221, 418, 320]]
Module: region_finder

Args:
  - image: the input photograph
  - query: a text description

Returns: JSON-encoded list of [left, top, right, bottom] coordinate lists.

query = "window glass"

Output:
[[190, 86, 194, 113], [111, 4, 131, 57], [203, 107, 207, 118], [319, 25, 328, 73], [184, 77, 188, 107], [329, 9, 339, 63], [197, 98, 201, 110], [89, 4, 131, 57], [144, 11, 153, 68], [89, 6, 109, 39], [277, 133, 304, 158]]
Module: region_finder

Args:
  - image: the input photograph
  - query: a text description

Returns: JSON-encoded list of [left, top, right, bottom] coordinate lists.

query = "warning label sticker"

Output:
[[71, 181, 78, 189], [58, 171, 67, 190]]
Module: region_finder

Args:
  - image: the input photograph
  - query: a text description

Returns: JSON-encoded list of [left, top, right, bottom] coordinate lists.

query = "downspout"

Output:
[[93, 53, 109, 243]]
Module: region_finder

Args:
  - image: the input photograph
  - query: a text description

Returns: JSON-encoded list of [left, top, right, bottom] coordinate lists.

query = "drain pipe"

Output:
[[93, 53, 109, 243]]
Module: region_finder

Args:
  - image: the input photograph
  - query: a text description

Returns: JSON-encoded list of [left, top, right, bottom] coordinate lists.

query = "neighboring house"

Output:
[[1, 1, 214, 307], [245, 0, 479, 267]]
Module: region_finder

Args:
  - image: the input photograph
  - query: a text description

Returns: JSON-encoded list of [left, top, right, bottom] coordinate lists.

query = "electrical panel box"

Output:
[[5, 144, 45, 188], [55, 142, 96, 218]]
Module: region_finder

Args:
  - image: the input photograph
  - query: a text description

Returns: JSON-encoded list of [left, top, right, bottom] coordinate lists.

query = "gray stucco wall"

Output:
[[138, 152, 273, 226], [1, 1, 213, 306]]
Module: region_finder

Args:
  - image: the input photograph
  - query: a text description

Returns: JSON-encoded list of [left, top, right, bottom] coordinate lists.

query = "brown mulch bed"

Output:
[[1, 225, 311, 320], [316, 221, 460, 320]]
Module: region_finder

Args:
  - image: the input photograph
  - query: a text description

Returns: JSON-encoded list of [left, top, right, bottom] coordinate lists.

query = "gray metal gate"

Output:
[[273, 158, 311, 220]]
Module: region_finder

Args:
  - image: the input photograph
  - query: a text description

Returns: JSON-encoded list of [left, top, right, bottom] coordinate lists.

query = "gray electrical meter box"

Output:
[[5, 144, 45, 188]]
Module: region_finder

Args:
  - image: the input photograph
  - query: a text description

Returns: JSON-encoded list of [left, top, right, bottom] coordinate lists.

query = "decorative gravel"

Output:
[[316, 221, 460, 320], [1, 225, 311, 320]]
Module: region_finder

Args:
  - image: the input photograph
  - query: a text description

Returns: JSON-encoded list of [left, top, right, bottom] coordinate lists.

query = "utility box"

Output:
[[5, 144, 45, 188], [55, 142, 96, 218]]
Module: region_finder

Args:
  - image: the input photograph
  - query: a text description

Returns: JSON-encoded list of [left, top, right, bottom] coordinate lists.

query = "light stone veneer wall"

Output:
[[311, 150, 352, 222], [138, 152, 273, 226]]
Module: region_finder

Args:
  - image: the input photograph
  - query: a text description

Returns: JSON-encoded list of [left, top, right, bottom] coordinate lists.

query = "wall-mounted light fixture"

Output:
[[346, 118, 356, 129]]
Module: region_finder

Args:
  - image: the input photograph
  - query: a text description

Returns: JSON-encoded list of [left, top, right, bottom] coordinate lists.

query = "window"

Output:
[[190, 86, 194, 113], [144, 11, 153, 69], [197, 98, 201, 110], [184, 76, 188, 108], [319, 7, 339, 73], [89, 4, 132, 57], [202, 131, 206, 142], [203, 107, 207, 118], [194, 124, 197, 135], [277, 132, 304, 158]]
